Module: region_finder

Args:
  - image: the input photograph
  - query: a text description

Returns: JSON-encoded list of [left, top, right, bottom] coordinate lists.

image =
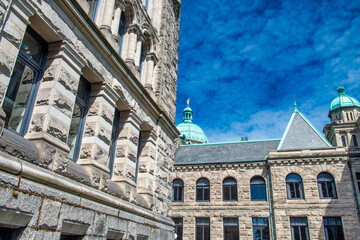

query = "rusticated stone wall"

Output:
[[172, 148, 360, 240]]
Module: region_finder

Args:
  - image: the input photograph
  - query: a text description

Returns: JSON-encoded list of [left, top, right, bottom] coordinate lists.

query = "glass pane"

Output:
[[253, 226, 262, 240], [292, 226, 300, 240], [20, 31, 43, 63], [204, 188, 210, 201], [251, 185, 259, 200], [68, 103, 83, 160], [3, 61, 36, 133], [259, 185, 267, 200], [77, 78, 88, 102], [176, 226, 183, 240], [197, 188, 203, 201], [204, 226, 210, 240], [196, 226, 202, 240], [223, 186, 230, 200], [173, 187, 178, 201], [230, 185, 237, 200], [300, 226, 308, 240], [224, 225, 239, 240]]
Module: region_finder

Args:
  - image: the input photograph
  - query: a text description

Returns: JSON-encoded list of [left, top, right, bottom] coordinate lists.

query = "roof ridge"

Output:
[[179, 139, 281, 147]]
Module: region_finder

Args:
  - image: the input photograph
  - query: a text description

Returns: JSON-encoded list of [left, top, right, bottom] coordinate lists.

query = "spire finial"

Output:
[[187, 98, 190, 106], [293, 97, 299, 113], [337, 84, 345, 95]]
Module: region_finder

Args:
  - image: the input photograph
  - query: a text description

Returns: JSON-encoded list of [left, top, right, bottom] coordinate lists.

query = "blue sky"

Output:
[[175, 0, 360, 143]]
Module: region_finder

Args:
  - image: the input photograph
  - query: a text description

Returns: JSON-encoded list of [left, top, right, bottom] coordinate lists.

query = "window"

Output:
[[290, 217, 309, 240], [223, 218, 239, 240], [173, 179, 184, 202], [108, 109, 120, 178], [139, 45, 145, 74], [196, 218, 210, 240], [223, 177, 237, 201], [67, 77, 90, 161], [352, 135, 358, 147], [346, 113, 349, 121], [341, 136, 346, 147], [356, 173, 360, 193], [196, 178, 210, 202], [251, 176, 267, 201], [286, 173, 304, 199], [323, 217, 344, 240], [134, 131, 143, 184], [350, 112, 354, 120], [173, 218, 183, 240], [118, 12, 126, 56], [252, 218, 269, 240], [317, 172, 337, 199], [2, 27, 47, 136]]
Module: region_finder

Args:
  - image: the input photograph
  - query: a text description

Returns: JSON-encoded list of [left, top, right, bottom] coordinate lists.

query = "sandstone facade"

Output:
[[0, 0, 180, 239]]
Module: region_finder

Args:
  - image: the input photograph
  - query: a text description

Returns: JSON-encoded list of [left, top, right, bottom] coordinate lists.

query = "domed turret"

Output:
[[177, 100, 208, 144], [329, 84, 360, 112]]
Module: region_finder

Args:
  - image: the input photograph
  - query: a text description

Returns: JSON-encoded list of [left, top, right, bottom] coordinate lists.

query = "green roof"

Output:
[[330, 85, 360, 111], [176, 101, 208, 144]]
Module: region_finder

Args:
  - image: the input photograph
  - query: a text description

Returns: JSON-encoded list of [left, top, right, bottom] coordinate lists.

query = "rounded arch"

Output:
[[196, 177, 210, 202], [286, 173, 304, 199], [222, 177, 237, 201], [172, 178, 184, 202], [317, 172, 337, 199], [250, 176, 267, 201]]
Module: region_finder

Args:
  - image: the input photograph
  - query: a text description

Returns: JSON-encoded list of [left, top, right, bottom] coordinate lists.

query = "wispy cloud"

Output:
[[176, 0, 360, 143]]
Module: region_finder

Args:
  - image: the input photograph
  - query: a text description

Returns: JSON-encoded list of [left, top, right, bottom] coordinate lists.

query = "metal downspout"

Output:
[[348, 161, 360, 222], [265, 157, 275, 240]]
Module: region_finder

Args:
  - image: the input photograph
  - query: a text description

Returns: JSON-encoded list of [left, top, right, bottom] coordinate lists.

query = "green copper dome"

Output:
[[176, 101, 208, 144], [329, 85, 360, 111]]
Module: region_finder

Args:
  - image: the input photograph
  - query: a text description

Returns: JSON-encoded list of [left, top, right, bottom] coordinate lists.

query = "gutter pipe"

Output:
[[265, 157, 276, 240]]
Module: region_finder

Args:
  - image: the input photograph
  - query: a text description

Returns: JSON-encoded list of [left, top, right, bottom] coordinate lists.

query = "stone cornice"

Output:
[[174, 161, 266, 171]]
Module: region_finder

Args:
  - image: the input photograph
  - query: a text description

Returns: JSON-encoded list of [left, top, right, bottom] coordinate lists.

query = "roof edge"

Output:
[[178, 139, 281, 147], [277, 112, 296, 150], [174, 159, 266, 166]]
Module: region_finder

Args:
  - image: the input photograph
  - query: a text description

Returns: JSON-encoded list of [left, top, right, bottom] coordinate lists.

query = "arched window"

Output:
[[196, 178, 210, 202], [286, 173, 304, 199], [352, 135, 358, 147], [317, 172, 337, 199], [250, 176, 267, 201], [172, 179, 184, 202], [223, 177, 237, 201]]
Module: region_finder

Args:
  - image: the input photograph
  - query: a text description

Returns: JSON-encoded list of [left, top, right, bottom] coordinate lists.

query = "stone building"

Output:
[[172, 86, 360, 240], [0, 0, 180, 239]]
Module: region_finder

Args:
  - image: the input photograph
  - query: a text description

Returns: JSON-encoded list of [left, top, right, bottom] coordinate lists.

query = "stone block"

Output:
[[37, 198, 61, 230]]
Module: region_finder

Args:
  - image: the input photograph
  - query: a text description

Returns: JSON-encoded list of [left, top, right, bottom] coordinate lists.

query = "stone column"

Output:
[[77, 83, 116, 190], [137, 130, 157, 206], [112, 110, 141, 188], [26, 41, 85, 170], [111, 7, 121, 37], [134, 37, 144, 69], [125, 25, 140, 65], [100, 0, 115, 33], [144, 53, 158, 92]]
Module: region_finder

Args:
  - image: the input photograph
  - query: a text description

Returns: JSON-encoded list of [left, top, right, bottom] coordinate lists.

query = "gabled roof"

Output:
[[278, 110, 332, 150], [174, 140, 280, 165]]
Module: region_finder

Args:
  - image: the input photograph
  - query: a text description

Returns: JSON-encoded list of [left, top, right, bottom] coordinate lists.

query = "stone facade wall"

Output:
[[0, 0, 180, 238], [172, 148, 360, 240]]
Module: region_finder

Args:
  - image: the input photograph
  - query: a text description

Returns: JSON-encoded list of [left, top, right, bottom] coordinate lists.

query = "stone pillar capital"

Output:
[[145, 52, 158, 64]]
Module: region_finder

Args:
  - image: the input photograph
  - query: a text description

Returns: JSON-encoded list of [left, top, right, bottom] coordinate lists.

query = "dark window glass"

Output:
[[341, 136, 346, 147], [356, 173, 360, 193], [196, 178, 210, 202], [196, 218, 210, 240], [352, 135, 358, 147], [134, 131, 143, 184], [323, 217, 344, 240], [317, 172, 337, 199], [251, 176, 267, 201], [173, 218, 183, 240], [0, 227, 24, 239], [67, 77, 90, 161], [286, 173, 304, 199], [223, 177, 237, 201], [118, 12, 126, 55], [108, 110, 120, 178], [252, 218, 269, 240], [290, 217, 309, 240], [2, 27, 46, 136], [223, 218, 239, 240], [173, 179, 184, 202]]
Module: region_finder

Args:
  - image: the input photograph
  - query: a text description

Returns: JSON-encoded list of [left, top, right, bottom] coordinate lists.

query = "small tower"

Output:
[[176, 100, 208, 144], [323, 85, 360, 147]]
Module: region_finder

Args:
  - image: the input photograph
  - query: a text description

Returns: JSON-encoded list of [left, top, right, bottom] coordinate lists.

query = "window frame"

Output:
[[317, 172, 337, 199], [352, 135, 358, 147], [252, 217, 269, 240], [250, 176, 267, 201], [108, 109, 120, 178], [290, 217, 309, 240], [286, 173, 305, 200], [3, 27, 47, 136], [118, 12, 126, 56], [222, 177, 238, 202], [196, 217, 210, 240], [173, 179, 184, 202], [223, 217, 239, 240], [67, 77, 90, 162], [196, 178, 210, 202], [173, 217, 183, 240], [323, 217, 345, 240]]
